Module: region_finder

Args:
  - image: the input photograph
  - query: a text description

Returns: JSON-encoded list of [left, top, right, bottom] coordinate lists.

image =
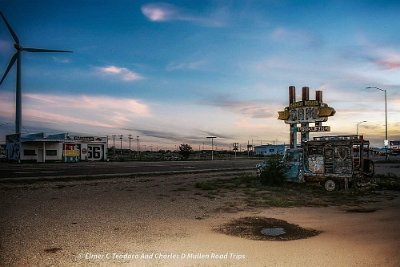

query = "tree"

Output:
[[179, 144, 193, 160]]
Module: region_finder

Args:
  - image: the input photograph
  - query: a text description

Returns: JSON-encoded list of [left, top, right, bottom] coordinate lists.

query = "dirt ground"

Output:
[[0, 163, 399, 267]]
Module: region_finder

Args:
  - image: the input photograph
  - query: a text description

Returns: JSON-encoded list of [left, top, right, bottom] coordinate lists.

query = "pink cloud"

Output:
[[141, 3, 227, 27], [141, 3, 178, 22], [98, 65, 143, 81], [375, 59, 400, 70], [0, 92, 151, 131]]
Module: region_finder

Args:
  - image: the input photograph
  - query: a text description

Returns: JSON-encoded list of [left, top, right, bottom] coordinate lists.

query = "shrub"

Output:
[[259, 155, 287, 186]]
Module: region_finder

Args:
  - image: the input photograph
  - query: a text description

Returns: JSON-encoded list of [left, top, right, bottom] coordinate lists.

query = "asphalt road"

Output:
[[0, 159, 258, 181]]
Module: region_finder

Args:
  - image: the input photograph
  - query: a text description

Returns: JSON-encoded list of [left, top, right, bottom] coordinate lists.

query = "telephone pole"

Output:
[[128, 134, 133, 150]]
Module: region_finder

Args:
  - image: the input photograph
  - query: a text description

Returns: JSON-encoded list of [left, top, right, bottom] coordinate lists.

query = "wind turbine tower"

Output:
[[0, 12, 72, 135]]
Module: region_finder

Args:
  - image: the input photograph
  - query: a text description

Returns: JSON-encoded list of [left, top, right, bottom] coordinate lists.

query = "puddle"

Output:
[[261, 227, 286, 236], [346, 207, 379, 213], [216, 217, 320, 241]]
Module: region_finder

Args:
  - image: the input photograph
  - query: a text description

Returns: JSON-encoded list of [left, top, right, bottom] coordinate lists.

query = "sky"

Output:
[[0, 0, 399, 150]]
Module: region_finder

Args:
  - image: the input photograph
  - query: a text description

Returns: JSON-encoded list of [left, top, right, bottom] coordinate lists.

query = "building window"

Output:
[[24, 149, 36, 156], [269, 149, 275, 152], [46, 150, 58, 156]]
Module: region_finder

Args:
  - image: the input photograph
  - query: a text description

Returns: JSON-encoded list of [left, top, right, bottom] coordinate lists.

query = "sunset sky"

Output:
[[0, 0, 399, 149]]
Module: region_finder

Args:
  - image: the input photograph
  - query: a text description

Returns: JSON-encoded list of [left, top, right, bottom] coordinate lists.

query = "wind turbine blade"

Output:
[[0, 53, 17, 86], [23, 47, 72, 53], [0, 12, 19, 44]]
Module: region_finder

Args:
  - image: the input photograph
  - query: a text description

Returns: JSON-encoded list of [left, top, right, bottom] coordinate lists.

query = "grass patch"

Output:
[[171, 187, 188, 192], [193, 170, 400, 210], [195, 181, 219, 191], [265, 197, 292, 207], [375, 174, 400, 190], [195, 173, 258, 192]]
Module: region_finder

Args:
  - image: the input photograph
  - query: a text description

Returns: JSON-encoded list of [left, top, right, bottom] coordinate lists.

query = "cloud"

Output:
[[203, 95, 276, 119], [97, 65, 144, 81], [52, 56, 71, 64], [141, 3, 226, 27], [122, 128, 230, 144], [129, 128, 184, 142], [196, 129, 233, 140], [342, 41, 400, 71], [166, 60, 208, 71], [0, 92, 151, 133], [234, 117, 270, 130], [372, 49, 400, 70], [141, 3, 178, 22], [270, 27, 322, 48]]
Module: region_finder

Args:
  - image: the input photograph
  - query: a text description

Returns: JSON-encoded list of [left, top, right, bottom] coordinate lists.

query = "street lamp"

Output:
[[206, 136, 217, 160], [366, 86, 388, 160], [119, 135, 123, 155], [356, 121, 367, 135]]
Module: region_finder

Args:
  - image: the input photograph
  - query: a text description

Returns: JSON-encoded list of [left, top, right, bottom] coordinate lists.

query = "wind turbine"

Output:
[[0, 12, 72, 135]]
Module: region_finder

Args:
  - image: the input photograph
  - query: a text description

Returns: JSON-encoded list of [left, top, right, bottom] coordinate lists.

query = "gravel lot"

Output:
[[0, 163, 399, 267]]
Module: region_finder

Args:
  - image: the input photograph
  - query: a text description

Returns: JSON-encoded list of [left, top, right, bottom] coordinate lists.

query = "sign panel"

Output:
[[278, 101, 335, 124], [287, 107, 326, 124], [289, 100, 320, 109], [64, 149, 80, 157], [74, 136, 95, 141], [64, 144, 80, 157], [73, 136, 107, 142], [233, 143, 239, 151], [390, 141, 400, 150], [87, 145, 103, 160], [297, 126, 331, 132]]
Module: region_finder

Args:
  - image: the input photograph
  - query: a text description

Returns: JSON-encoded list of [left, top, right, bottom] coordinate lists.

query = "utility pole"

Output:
[[206, 136, 217, 160], [128, 134, 133, 150], [119, 135, 123, 154], [112, 135, 116, 148]]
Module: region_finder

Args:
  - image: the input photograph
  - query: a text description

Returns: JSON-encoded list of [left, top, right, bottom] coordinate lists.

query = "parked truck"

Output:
[[257, 135, 375, 191]]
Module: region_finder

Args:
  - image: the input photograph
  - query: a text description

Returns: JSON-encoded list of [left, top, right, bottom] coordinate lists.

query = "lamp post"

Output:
[[206, 136, 217, 160], [356, 121, 367, 135], [366, 86, 388, 160]]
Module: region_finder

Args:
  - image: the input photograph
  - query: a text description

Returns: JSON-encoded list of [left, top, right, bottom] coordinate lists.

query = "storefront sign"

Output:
[[74, 136, 95, 141]]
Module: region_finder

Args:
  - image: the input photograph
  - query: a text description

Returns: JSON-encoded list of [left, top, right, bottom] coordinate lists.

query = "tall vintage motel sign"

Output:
[[278, 86, 335, 148]]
